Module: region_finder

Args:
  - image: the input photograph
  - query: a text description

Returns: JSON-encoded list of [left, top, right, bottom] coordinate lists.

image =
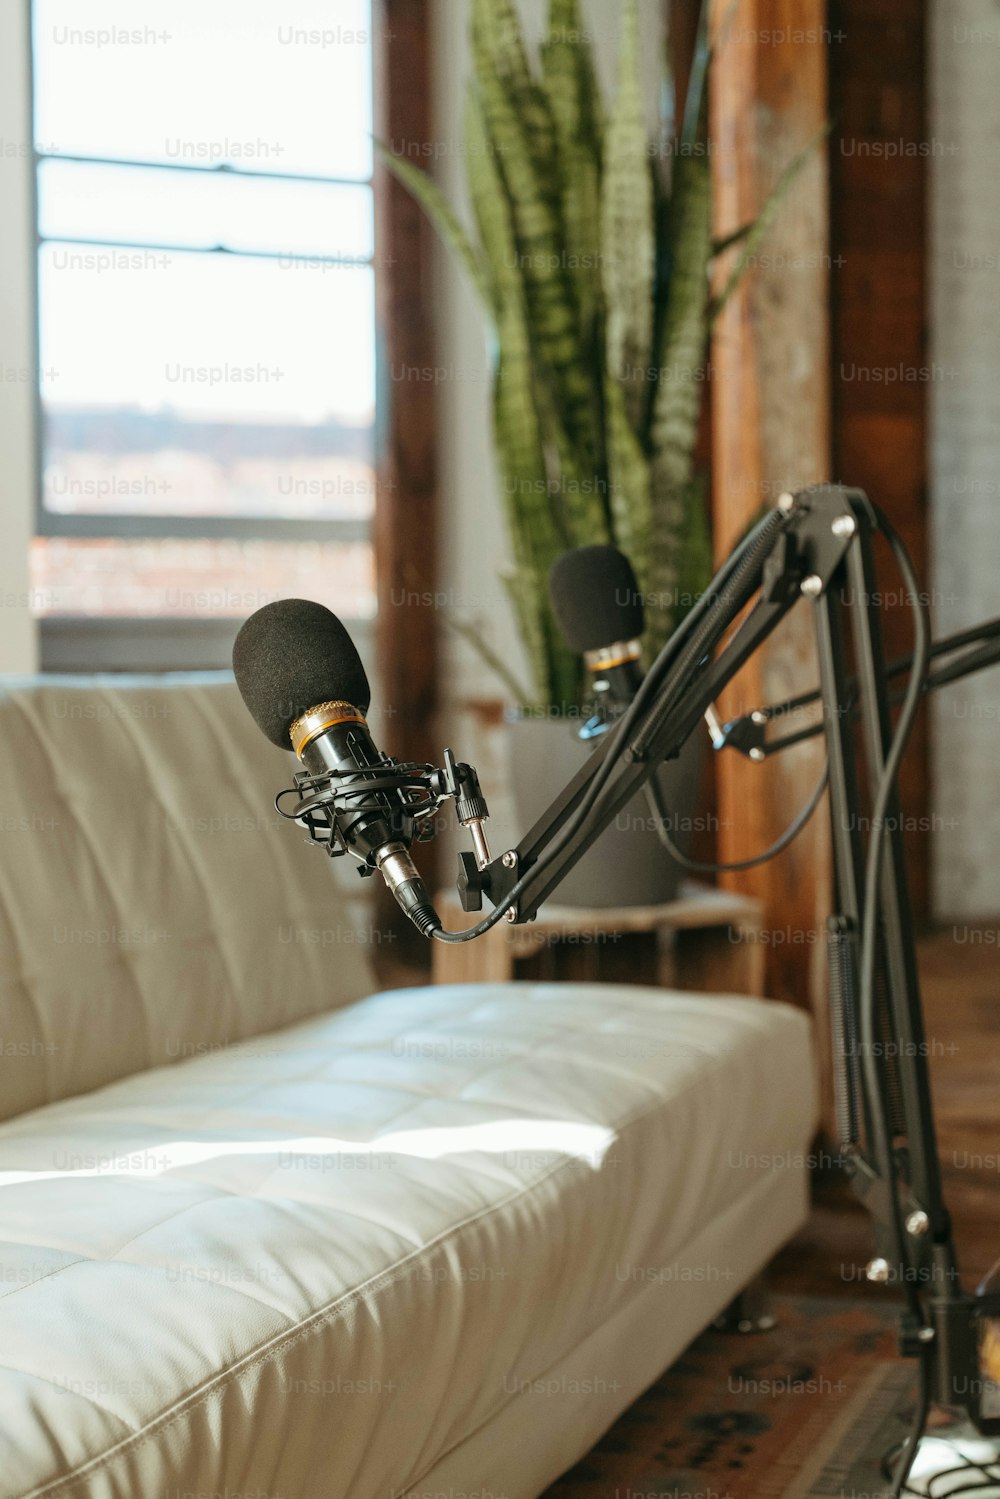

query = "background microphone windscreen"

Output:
[[548, 545, 644, 654]]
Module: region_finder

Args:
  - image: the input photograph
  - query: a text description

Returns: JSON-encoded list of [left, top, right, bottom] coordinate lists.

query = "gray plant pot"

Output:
[[506, 713, 703, 909]]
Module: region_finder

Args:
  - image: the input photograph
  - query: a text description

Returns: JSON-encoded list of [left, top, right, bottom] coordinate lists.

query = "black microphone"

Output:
[[232, 598, 441, 935], [548, 545, 645, 714]]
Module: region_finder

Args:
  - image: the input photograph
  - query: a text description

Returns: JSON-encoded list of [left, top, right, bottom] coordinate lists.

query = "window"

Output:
[[29, 0, 377, 639]]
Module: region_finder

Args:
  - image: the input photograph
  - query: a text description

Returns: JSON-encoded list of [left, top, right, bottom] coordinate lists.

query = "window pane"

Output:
[[31, 538, 375, 618], [39, 245, 375, 522], [33, 0, 373, 181], [38, 161, 374, 260]]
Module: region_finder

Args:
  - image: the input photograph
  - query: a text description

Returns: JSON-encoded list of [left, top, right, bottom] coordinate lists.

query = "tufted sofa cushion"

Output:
[[0, 980, 816, 1499], [0, 675, 373, 1122]]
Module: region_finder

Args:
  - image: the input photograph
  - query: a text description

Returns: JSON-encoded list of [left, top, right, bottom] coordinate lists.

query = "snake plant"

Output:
[[379, 0, 815, 711]]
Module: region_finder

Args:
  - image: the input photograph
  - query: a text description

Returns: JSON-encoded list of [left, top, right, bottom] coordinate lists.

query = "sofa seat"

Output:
[[0, 981, 816, 1499]]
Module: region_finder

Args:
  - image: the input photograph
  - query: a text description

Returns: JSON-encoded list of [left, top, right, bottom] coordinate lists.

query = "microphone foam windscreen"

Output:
[[232, 599, 371, 748], [548, 545, 644, 654]]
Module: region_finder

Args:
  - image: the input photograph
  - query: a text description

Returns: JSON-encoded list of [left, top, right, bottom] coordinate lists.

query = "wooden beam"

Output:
[[371, 0, 439, 959], [372, 0, 438, 772], [709, 0, 832, 1026]]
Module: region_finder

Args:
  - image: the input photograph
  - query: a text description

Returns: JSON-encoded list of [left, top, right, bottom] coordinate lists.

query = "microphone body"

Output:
[[293, 706, 440, 935], [583, 642, 644, 716]]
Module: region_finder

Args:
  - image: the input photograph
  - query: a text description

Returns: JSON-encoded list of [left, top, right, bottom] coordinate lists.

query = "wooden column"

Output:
[[372, 1, 439, 961], [372, 0, 438, 774], [709, 1, 832, 1032]]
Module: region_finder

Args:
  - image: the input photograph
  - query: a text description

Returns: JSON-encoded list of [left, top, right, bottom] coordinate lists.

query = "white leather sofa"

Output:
[[0, 674, 817, 1499]]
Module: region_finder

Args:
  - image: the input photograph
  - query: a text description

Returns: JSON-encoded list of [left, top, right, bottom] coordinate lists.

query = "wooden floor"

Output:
[[772, 927, 1000, 1299]]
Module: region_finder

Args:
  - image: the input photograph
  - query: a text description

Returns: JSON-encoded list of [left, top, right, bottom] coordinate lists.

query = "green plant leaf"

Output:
[[644, 149, 712, 640], [443, 614, 534, 708], [649, 153, 712, 491], [679, 0, 710, 151], [468, 71, 608, 695], [464, 85, 520, 313], [471, 0, 602, 483], [541, 0, 604, 149], [604, 367, 651, 587], [491, 282, 580, 707], [676, 473, 713, 615], [709, 122, 830, 324], [374, 139, 496, 315], [600, 0, 655, 430], [473, 0, 558, 197], [644, 474, 712, 661], [712, 221, 753, 257], [467, 80, 609, 565], [542, 0, 605, 345]]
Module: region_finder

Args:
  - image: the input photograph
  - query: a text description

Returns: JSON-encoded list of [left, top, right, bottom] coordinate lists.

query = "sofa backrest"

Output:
[[0, 673, 376, 1122]]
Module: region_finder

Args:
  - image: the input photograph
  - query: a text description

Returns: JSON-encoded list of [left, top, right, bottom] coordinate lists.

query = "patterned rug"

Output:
[[540, 1293, 924, 1499]]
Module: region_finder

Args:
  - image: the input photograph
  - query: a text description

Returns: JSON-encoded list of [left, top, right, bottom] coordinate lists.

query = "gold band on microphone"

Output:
[[289, 701, 367, 758], [583, 639, 642, 673]]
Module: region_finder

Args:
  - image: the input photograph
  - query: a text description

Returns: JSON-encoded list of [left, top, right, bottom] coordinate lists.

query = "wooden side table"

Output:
[[431, 880, 766, 997]]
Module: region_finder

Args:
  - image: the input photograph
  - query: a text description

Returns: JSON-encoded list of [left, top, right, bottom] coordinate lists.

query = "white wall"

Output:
[[431, 0, 521, 705], [0, 0, 40, 673], [929, 2, 1000, 918]]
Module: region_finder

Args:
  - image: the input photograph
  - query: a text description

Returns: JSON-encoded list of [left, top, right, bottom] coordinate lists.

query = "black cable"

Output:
[[924, 1484, 1000, 1496], [857, 504, 932, 1327], [642, 759, 829, 872], [893, 1427, 1000, 1497], [840, 504, 933, 1498], [927, 1464, 1000, 1498], [888, 1345, 932, 1497]]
